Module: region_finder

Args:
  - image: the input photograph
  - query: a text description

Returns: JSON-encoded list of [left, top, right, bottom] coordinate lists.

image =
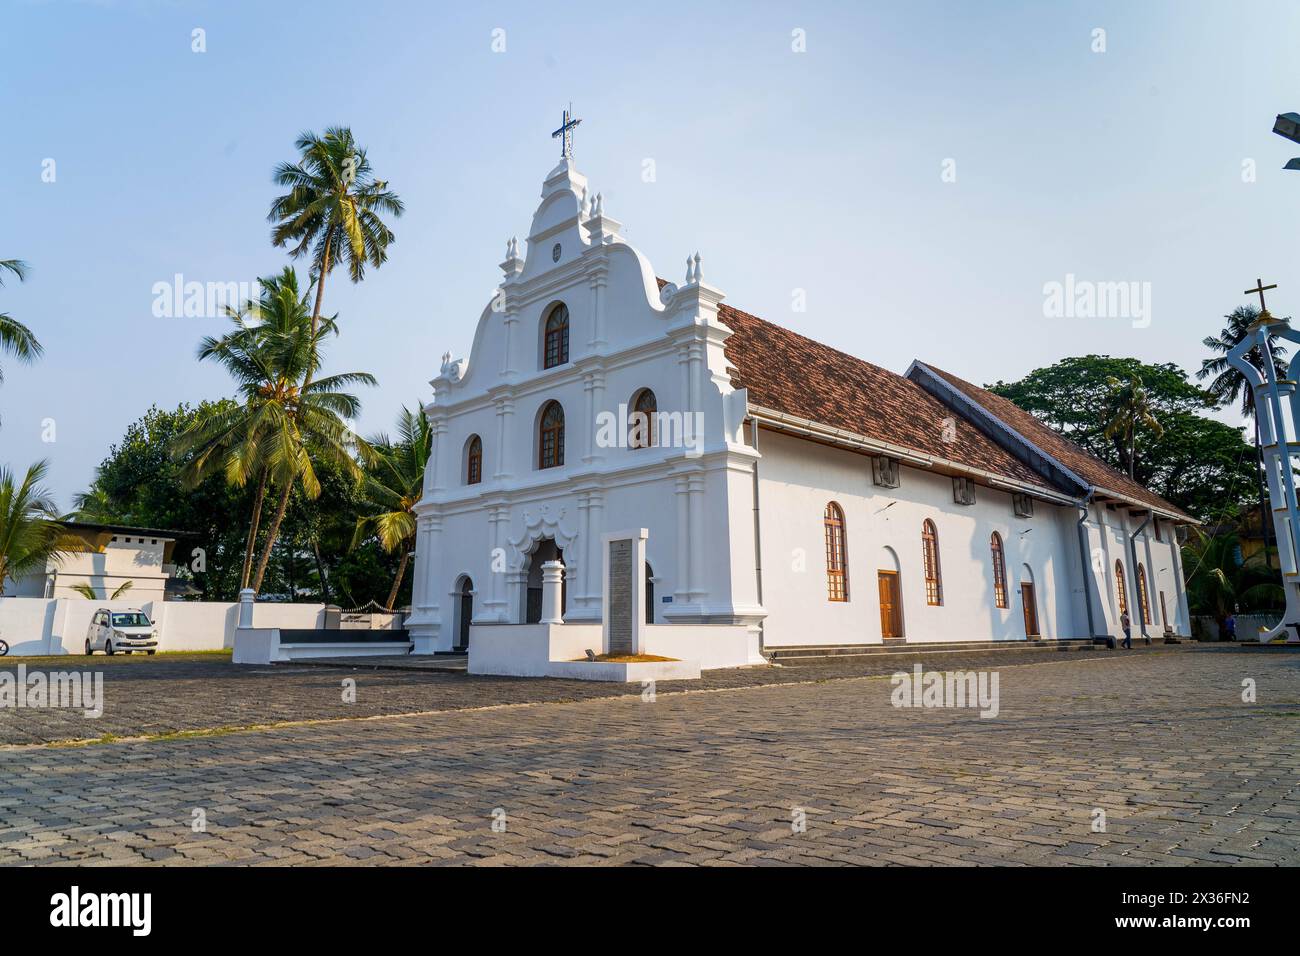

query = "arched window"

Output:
[[824, 502, 848, 601], [538, 401, 565, 469], [466, 435, 482, 485], [990, 532, 1008, 609], [629, 389, 657, 449], [1115, 560, 1128, 615], [1136, 564, 1151, 626], [922, 519, 942, 606], [543, 304, 569, 369]]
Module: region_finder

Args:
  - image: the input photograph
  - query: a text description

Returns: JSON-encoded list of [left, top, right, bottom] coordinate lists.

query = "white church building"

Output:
[[406, 137, 1192, 673]]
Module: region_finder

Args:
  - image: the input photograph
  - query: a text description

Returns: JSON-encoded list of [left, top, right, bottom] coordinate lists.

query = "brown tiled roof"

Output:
[[920, 364, 1192, 521], [714, 302, 1056, 493]]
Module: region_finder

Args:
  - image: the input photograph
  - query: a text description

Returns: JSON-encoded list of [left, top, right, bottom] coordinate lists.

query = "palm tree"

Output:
[[71, 580, 133, 600], [1182, 527, 1283, 639], [351, 404, 431, 610], [0, 461, 67, 597], [0, 259, 42, 384], [1199, 305, 1289, 416], [1199, 304, 1290, 546], [267, 128, 404, 358], [175, 270, 304, 589], [1102, 374, 1163, 479], [177, 267, 375, 595]]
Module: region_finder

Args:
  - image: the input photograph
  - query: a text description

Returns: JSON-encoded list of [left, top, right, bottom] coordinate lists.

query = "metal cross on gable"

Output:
[[551, 105, 582, 160], [1245, 277, 1278, 313]]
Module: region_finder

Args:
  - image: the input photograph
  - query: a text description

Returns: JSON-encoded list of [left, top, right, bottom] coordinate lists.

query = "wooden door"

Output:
[[1021, 583, 1040, 638], [878, 571, 902, 639]]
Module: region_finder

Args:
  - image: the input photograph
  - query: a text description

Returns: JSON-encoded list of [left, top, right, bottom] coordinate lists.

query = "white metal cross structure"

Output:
[[551, 106, 581, 160], [1227, 282, 1300, 641]]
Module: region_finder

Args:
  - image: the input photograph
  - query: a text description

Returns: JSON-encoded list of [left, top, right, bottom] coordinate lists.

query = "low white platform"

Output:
[[232, 627, 413, 664], [464, 621, 762, 681], [547, 659, 701, 682]]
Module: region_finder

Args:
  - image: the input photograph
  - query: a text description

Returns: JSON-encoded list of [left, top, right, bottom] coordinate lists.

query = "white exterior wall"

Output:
[[0, 597, 324, 655], [755, 430, 1084, 646], [8, 535, 173, 603], [1084, 503, 1188, 638]]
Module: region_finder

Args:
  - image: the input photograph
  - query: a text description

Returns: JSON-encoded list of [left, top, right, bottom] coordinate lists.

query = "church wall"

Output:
[[755, 430, 1085, 646], [1084, 503, 1187, 638]]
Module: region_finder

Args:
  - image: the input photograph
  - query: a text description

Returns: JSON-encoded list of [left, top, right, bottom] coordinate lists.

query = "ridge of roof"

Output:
[[916, 362, 1193, 521], [712, 300, 1057, 494]]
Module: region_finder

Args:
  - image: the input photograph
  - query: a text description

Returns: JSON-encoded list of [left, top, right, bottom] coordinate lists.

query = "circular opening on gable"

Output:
[[551, 242, 562, 263]]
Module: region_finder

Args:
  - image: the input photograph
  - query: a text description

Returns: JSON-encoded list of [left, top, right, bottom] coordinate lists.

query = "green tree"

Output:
[[268, 128, 404, 347], [351, 404, 431, 609], [76, 402, 255, 599], [1198, 305, 1288, 416], [988, 356, 1257, 522], [0, 259, 41, 385], [179, 267, 374, 595], [1102, 374, 1164, 479], [1182, 526, 1283, 637], [1198, 304, 1289, 548], [0, 461, 69, 597]]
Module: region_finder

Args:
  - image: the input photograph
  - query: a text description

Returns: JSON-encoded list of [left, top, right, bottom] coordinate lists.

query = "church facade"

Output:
[[406, 151, 1192, 666]]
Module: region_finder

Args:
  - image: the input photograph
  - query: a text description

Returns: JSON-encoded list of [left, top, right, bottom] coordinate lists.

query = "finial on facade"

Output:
[[595, 192, 604, 216], [694, 252, 702, 282], [686, 255, 695, 284]]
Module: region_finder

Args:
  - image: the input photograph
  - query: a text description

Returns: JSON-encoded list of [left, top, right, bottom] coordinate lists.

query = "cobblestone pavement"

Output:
[[1, 642, 1191, 745], [0, 645, 1297, 865]]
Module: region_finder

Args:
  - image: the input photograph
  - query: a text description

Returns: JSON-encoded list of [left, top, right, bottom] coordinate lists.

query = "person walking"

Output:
[[1225, 612, 1237, 642], [1121, 609, 1132, 649]]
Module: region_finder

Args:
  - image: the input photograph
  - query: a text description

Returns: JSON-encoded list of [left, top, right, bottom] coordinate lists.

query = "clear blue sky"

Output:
[[4, 0, 1300, 506]]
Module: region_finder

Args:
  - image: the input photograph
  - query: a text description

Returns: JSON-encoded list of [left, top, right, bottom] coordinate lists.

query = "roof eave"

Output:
[[748, 403, 1080, 507]]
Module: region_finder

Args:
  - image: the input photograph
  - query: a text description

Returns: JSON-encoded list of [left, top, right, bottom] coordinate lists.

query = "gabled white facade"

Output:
[[408, 155, 1190, 663], [408, 158, 762, 657]]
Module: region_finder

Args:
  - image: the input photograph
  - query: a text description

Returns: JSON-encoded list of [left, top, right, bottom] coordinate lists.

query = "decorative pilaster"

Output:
[[492, 395, 516, 480], [687, 473, 707, 603], [587, 261, 610, 349], [582, 367, 606, 465], [674, 474, 691, 603], [483, 504, 511, 622]]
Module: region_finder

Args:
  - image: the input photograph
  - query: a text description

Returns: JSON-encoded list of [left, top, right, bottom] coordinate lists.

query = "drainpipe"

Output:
[[1129, 509, 1153, 642], [749, 416, 765, 657], [1075, 497, 1102, 641]]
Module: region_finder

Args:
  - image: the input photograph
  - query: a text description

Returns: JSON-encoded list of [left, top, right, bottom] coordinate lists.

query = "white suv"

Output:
[[86, 608, 158, 655]]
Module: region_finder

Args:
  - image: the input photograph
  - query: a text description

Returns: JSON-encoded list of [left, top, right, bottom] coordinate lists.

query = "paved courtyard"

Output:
[[0, 644, 1297, 865]]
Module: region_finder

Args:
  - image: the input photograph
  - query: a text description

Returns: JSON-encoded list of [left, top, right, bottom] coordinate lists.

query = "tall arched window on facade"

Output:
[[629, 388, 657, 449], [1115, 560, 1128, 615], [543, 304, 569, 369], [824, 501, 848, 602], [466, 435, 482, 485], [922, 519, 943, 606], [538, 401, 565, 469], [1136, 564, 1151, 626], [990, 531, 1008, 609]]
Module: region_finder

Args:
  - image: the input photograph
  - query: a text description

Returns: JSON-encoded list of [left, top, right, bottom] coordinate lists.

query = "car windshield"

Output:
[[111, 612, 151, 628]]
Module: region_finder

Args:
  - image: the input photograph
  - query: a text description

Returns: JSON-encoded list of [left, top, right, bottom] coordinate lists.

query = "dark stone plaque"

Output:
[[607, 538, 634, 655]]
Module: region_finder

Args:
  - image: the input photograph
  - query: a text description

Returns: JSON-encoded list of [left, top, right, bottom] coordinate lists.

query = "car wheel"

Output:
[[147, 650, 156, 656], [105, 641, 114, 656], [85, 639, 93, 656]]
